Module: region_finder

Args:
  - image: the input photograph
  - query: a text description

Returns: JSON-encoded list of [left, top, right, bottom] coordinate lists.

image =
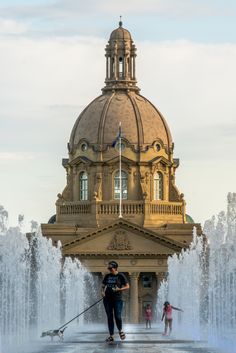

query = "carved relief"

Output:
[[93, 173, 102, 200], [140, 171, 149, 200], [158, 162, 166, 172], [107, 231, 132, 250], [57, 185, 70, 203], [169, 175, 181, 202]]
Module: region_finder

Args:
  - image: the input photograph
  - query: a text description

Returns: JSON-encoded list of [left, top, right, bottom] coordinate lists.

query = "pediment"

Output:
[[105, 155, 135, 166], [62, 219, 185, 256], [69, 156, 92, 166], [149, 156, 172, 166]]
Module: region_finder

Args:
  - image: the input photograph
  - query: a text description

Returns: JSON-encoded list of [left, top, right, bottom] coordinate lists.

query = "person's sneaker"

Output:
[[105, 336, 114, 342], [119, 331, 126, 340]]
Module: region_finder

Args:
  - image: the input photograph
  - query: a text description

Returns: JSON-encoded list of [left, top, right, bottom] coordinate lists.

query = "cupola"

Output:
[[103, 19, 139, 92]]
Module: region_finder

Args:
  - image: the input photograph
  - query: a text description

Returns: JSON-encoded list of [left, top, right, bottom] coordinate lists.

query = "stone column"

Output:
[[110, 57, 113, 79], [129, 272, 139, 323], [73, 166, 79, 201], [106, 56, 109, 79], [133, 55, 136, 80]]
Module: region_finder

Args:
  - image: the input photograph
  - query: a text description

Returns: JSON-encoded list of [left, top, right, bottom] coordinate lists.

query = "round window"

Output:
[[81, 143, 88, 151]]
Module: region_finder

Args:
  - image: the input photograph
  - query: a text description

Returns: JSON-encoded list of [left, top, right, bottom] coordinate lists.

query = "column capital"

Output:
[[129, 272, 140, 279]]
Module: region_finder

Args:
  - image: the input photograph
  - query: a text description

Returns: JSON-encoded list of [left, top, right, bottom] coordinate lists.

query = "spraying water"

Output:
[[206, 193, 236, 351], [158, 192, 236, 351], [0, 207, 89, 353]]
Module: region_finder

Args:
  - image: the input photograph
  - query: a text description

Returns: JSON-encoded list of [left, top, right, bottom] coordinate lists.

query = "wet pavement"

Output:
[[32, 325, 222, 353]]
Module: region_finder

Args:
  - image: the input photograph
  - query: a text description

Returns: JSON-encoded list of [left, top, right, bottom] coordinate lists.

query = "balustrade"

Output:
[[59, 202, 91, 215], [98, 201, 144, 215], [150, 202, 182, 215], [58, 201, 183, 216]]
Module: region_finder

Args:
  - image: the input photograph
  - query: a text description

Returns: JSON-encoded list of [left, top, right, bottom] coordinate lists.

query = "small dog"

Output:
[[41, 326, 67, 341]]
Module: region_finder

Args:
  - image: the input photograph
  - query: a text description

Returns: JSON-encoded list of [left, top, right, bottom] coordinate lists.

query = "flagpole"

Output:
[[119, 122, 122, 218]]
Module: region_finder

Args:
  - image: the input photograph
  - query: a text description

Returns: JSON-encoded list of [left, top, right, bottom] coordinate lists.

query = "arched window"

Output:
[[154, 172, 163, 200], [114, 171, 128, 199], [119, 57, 123, 78], [80, 172, 88, 201]]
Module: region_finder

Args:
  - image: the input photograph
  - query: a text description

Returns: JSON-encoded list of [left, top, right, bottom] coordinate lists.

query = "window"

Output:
[[155, 143, 161, 152], [80, 172, 88, 200], [81, 143, 88, 151], [141, 274, 152, 288], [114, 170, 128, 199], [119, 57, 123, 78], [154, 172, 163, 200]]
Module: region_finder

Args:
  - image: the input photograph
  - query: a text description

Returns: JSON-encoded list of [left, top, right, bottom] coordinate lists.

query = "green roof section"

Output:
[[186, 214, 195, 223]]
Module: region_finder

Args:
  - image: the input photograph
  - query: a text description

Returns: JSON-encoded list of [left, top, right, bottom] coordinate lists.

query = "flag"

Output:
[[112, 122, 122, 147]]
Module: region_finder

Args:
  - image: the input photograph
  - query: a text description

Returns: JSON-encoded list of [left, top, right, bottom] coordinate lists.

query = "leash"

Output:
[[58, 297, 103, 331]]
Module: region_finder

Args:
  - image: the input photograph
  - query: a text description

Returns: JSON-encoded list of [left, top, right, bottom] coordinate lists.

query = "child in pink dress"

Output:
[[161, 301, 183, 336], [144, 304, 152, 329]]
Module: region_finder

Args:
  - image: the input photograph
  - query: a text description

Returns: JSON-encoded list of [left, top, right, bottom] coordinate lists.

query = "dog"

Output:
[[41, 326, 67, 341]]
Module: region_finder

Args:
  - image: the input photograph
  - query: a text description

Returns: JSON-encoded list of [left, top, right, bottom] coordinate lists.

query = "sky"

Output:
[[0, 0, 236, 229]]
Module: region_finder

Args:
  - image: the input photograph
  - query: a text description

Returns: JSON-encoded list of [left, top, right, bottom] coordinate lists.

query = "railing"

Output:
[[149, 202, 183, 215], [98, 201, 144, 215], [58, 202, 91, 215], [58, 200, 183, 216]]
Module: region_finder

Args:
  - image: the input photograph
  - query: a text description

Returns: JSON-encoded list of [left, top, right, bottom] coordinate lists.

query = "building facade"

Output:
[[42, 21, 201, 323]]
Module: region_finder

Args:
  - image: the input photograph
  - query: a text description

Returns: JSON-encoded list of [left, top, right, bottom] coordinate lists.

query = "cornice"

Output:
[[64, 253, 171, 258]]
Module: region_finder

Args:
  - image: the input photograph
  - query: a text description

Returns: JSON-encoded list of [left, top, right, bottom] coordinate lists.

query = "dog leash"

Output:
[[58, 297, 103, 331]]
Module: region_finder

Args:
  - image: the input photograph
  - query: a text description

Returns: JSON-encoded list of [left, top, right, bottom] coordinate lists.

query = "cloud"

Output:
[[0, 152, 34, 161], [0, 18, 27, 34], [0, 0, 233, 20], [0, 0, 235, 43]]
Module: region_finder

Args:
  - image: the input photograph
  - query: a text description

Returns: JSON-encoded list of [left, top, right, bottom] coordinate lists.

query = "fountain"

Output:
[[0, 206, 90, 353], [158, 192, 236, 352]]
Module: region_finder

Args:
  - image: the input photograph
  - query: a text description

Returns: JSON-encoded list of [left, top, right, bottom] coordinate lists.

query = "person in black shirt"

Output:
[[102, 261, 129, 342]]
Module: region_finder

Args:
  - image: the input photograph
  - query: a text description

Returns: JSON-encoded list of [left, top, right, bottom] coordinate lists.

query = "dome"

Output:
[[48, 214, 56, 224], [109, 20, 132, 41], [186, 214, 195, 223], [110, 26, 132, 41], [69, 23, 173, 154], [69, 91, 172, 150]]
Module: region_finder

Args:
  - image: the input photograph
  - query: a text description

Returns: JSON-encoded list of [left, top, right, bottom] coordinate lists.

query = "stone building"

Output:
[[42, 21, 201, 323]]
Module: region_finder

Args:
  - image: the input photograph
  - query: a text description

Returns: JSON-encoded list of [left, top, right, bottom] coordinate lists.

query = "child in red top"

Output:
[[161, 301, 183, 336], [144, 304, 152, 329]]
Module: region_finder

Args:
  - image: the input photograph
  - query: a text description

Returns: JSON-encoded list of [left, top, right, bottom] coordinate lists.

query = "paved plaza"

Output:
[[31, 325, 222, 353]]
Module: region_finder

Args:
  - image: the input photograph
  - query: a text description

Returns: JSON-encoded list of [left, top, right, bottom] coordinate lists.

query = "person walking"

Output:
[[144, 304, 152, 329], [101, 261, 129, 342], [161, 301, 183, 336]]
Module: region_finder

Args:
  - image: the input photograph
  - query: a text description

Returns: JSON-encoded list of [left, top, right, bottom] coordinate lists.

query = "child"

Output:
[[161, 301, 183, 336], [144, 304, 152, 329]]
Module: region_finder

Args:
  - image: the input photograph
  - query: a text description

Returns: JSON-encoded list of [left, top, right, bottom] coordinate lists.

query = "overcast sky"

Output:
[[0, 0, 236, 229]]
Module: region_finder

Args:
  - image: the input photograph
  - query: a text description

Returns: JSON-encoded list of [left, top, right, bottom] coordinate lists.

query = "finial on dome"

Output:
[[119, 15, 123, 27]]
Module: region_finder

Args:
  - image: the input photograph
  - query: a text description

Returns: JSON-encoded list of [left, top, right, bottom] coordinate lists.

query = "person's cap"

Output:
[[108, 261, 118, 269]]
